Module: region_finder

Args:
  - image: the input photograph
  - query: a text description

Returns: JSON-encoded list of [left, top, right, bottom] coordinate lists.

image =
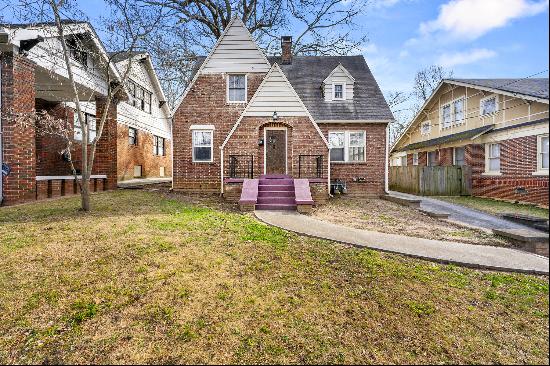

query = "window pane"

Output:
[[454, 99, 464, 122], [349, 132, 365, 147], [348, 147, 365, 162], [482, 97, 496, 115], [329, 132, 344, 148], [542, 137, 549, 169], [330, 148, 344, 162], [194, 131, 212, 146], [334, 84, 343, 99], [489, 157, 500, 171], [490, 143, 500, 158], [421, 122, 431, 134], [442, 105, 451, 127], [454, 147, 465, 166], [194, 147, 211, 161]]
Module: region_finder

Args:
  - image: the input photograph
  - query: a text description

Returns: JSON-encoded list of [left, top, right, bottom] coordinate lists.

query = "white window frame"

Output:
[[226, 74, 247, 104], [420, 121, 431, 135], [453, 98, 465, 125], [441, 103, 452, 129], [484, 143, 502, 175], [153, 135, 165, 156], [328, 130, 366, 163], [480, 94, 499, 117], [192, 129, 214, 163], [412, 152, 419, 166], [332, 83, 346, 100], [74, 112, 97, 143], [453, 146, 466, 166], [128, 126, 138, 146], [534, 134, 549, 175]]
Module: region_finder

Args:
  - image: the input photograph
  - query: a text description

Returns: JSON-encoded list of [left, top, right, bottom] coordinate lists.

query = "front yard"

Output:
[[0, 190, 548, 364], [313, 196, 514, 247], [436, 196, 549, 219]]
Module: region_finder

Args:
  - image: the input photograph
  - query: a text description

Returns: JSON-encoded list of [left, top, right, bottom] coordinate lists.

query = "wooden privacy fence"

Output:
[[389, 166, 472, 196]]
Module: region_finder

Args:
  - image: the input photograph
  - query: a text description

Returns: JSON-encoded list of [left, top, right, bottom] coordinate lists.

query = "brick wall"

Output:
[[318, 122, 387, 197], [439, 147, 453, 166], [224, 117, 328, 179], [468, 137, 549, 206], [94, 97, 118, 190], [117, 124, 172, 181], [172, 73, 265, 192], [1, 52, 36, 205]]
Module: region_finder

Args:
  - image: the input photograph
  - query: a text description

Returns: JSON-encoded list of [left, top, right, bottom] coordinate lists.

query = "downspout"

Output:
[[220, 147, 224, 195], [327, 148, 332, 198], [385, 123, 390, 194]]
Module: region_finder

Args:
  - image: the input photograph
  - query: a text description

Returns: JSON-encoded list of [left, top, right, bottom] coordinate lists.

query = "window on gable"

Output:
[[127, 79, 152, 113], [442, 104, 452, 128], [228, 75, 246, 103], [453, 99, 464, 124], [333, 84, 344, 100], [421, 121, 431, 135], [67, 37, 88, 68], [481, 95, 498, 116], [329, 131, 365, 162], [193, 130, 213, 162]]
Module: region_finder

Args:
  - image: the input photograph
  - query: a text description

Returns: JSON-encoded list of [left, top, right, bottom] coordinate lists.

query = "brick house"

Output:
[[172, 18, 393, 211], [0, 22, 171, 206], [390, 79, 549, 206]]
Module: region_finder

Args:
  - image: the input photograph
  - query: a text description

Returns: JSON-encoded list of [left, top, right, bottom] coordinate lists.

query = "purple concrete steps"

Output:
[[256, 175, 296, 211]]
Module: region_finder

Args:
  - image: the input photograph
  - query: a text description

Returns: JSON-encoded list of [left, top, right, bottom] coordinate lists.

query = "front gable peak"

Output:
[[200, 17, 271, 74]]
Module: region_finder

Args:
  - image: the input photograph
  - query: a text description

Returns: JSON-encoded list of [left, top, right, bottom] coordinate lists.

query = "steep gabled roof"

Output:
[[323, 63, 356, 84], [222, 63, 329, 149], [447, 78, 549, 102]]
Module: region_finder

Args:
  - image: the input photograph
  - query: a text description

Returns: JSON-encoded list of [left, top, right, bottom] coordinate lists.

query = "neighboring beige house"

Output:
[[390, 78, 549, 206]]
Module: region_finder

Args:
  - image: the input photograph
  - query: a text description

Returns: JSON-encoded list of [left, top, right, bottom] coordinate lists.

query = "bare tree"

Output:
[[7, 0, 161, 211], [387, 65, 453, 145], [120, 0, 368, 106]]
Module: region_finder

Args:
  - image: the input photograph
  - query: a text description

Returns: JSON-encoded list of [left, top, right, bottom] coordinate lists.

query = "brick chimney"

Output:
[[281, 36, 292, 65]]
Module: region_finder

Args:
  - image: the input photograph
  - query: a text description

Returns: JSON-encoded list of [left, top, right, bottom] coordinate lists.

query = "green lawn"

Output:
[[436, 196, 549, 219], [0, 191, 548, 364]]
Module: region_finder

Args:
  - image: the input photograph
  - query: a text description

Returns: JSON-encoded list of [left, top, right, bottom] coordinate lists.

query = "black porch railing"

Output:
[[298, 155, 324, 179], [228, 155, 254, 179]]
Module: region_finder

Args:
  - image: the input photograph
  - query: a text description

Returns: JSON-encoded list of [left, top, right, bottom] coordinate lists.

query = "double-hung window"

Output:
[[227, 75, 246, 103], [480, 95, 498, 116], [427, 151, 438, 166], [453, 99, 464, 124], [153, 136, 165, 156], [329, 131, 366, 162], [74, 112, 96, 142], [454, 147, 465, 166], [127, 79, 152, 113], [129, 127, 138, 145], [333, 84, 344, 100], [441, 104, 452, 128], [192, 130, 213, 162], [537, 135, 549, 173], [412, 152, 419, 166], [486, 143, 501, 173]]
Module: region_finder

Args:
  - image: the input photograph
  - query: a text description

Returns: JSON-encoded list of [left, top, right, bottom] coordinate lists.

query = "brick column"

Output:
[[1, 52, 36, 205], [94, 96, 118, 190], [439, 147, 454, 166]]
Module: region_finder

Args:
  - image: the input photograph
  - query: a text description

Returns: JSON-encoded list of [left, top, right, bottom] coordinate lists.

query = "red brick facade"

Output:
[[117, 124, 172, 181], [1, 52, 37, 204], [318, 123, 387, 197], [172, 73, 265, 192], [404, 136, 549, 206]]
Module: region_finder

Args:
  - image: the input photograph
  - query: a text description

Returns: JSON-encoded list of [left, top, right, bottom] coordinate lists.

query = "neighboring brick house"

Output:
[[390, 79, 549, 206], [0, 22, 171, 206], [172, 18, 393, 210]]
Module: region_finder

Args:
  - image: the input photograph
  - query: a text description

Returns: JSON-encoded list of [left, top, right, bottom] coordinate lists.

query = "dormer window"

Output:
[[324, 64, 355, 102], [333, 84, 344, 100]]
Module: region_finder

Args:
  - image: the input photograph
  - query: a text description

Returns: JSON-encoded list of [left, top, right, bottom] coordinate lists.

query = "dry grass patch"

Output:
[[0, 190, 548, 364], [313, 196, 514, 247], [436, 196, 549, 219]]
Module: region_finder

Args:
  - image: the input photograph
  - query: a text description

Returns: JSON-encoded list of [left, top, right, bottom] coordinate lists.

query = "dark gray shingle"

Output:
[[448, 78, 549, 100]]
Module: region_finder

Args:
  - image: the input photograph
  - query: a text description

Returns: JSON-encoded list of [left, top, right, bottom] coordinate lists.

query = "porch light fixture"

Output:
[[272, 111, 278, 121]]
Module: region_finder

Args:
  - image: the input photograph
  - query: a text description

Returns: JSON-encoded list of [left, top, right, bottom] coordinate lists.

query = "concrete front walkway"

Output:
[[389, 191, 539, 231], [255, 211, 549, 275]]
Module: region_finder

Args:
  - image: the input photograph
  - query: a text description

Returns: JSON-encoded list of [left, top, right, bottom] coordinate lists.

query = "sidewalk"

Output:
[[255, 210, 549, 275], [389, 191, 540, 231]]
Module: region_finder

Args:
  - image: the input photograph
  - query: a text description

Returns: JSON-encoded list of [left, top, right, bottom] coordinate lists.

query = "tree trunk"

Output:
[[81, 177, 91, 211]]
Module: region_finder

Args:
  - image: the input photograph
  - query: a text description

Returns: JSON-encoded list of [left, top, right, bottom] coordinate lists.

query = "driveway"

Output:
[[255, 210, 549, 275], [389, 191, 538, 231]]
